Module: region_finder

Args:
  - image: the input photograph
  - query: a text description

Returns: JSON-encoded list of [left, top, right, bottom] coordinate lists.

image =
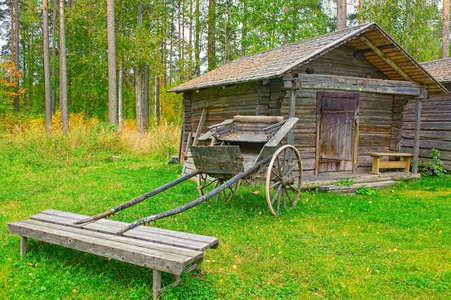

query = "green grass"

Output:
[[1, 129, 450, 299]]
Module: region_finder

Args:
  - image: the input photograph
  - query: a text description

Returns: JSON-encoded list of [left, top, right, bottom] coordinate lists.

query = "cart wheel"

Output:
[[265, 145, 302, 216], [197, 175, 239, 202]]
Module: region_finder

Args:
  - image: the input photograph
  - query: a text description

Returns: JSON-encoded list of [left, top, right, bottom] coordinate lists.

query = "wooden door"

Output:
[[317, 91, 359, 173]]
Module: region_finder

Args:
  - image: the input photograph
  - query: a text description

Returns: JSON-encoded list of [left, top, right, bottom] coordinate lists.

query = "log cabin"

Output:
[[169, 22, 447, 181], [402, 58, 451, 171]]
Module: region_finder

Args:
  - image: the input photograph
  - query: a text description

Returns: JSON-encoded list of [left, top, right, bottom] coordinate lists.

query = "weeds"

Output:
[[419, 148, 448, 177], [334, 179, 354, 186], [355, 185, 377, 196]]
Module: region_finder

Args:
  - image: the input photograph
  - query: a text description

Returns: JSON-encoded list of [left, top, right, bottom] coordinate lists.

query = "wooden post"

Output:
[[20, 236, 27, 258], [412, 88, 427, 174], [193, 109, 207, 146], [287, 88, 296, 145]]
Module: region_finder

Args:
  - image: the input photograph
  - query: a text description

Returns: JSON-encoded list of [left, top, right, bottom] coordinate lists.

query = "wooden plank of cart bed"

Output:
[[11, 219, 203, 261], [8, 221, 192, 275], [32, 210, 219, 250]]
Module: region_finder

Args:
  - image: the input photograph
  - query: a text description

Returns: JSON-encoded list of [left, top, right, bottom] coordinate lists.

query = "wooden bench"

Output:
[[367, 152, 413, 175], [7, 209, 219, 299]]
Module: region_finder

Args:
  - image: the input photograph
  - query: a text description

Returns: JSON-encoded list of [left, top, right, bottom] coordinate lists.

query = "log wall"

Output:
[[402, 82, 451, 170], [281, 89, 397, 175]]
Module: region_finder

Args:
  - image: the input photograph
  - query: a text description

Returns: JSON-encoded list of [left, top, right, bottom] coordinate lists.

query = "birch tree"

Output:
[[59, 0, 68, 134], [43, 0, 52, 130], [107, 0, 117, 125]]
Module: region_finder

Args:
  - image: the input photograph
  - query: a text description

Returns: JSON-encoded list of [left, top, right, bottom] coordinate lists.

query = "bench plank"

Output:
[[20, 219, 203, 260], [367, 152, 413, 157], [33, 209, 219, 251]]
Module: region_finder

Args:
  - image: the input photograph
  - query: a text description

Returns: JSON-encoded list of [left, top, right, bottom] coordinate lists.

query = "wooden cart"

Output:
[[75, 115, 302, 233], [191, 115, 302, 216]]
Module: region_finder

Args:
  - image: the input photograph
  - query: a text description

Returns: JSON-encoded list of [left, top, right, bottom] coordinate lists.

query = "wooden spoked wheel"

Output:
[[265, 145, 302, 216], [197, 175, 239, 202]]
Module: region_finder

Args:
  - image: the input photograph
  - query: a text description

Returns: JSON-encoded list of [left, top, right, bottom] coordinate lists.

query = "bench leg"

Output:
[[403, 157, 412, 173], [153, 271, 182, 299], [153, 270, 162, 299], [20, 236, 27, 258], [370, 157, 381, 175]]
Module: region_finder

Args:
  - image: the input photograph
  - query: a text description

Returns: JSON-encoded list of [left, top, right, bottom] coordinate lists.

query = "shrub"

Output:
[[419, 148, 447, 177]]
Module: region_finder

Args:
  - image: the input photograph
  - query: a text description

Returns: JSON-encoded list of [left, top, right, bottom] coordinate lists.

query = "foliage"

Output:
[[0, 0, 449, 125], [358, 0, 442, 62], [0, 129, 450, 299], [0, 60, 23, 116], [355, 185, 377, 196], [419, 148, 448, 177], [334, 178, 354, 186]]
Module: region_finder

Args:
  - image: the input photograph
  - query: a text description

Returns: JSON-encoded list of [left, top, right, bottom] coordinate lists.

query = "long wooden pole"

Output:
[[117, 155, 272, 234], [74, 170, 200, 225]]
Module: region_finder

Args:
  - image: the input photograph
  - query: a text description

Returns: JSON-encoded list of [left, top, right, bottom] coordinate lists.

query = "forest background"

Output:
[[0, 0, 448, 131]]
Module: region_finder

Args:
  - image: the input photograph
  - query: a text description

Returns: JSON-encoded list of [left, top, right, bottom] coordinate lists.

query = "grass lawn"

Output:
[[0, 127, 450, 299]]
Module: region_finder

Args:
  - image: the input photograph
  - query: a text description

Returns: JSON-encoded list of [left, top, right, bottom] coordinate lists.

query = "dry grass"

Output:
[[0, 114, 181, 158], [119, 120, 180, 156]]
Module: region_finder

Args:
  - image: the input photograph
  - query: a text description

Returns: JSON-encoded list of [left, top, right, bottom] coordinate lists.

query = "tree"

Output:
[[11, 0, 20, 112], [361, 0, 442, 62], [337, 0, 347, 30], [107, 0, 117, 125], [43, 0, 52, 130], [51, 0, 57, 113], [59, 0, 68, 134], [443, 0, 450, 58], [207, 0, 216, 71]]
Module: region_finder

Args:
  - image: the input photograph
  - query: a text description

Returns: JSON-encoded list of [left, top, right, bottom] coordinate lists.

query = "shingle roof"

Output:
[[421, 58, 451, 83], [169, 22, 445, 95]]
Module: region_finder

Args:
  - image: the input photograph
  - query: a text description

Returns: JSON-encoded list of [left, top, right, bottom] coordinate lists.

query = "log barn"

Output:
[[402, 58, 451, 171], [169, 23, 447, 182]]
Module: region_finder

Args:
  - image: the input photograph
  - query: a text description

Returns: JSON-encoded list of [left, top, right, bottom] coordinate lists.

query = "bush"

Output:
[[419, 148, 447, 177]]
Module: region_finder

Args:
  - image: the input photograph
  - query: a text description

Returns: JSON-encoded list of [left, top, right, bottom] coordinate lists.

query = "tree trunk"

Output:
[[135, 67, 144, 133], [359, 0, 363, 25], [241, 0, 247, 56], [135, 3, 147, 133], [43, 0, 52, 131], [143, 64, 149, 131], [12, 0, 20, 112], [59, 0, 68, 134], [188, 0, 193, 78], [118, 60, 124, 132], [443, 0, 450, 58], [194, 0, 201, 76], [169, 6, 174, 86], [51, 0, 57, 113], [207, 0, 216, 71], [107, 0, 117, 125], [337, 0, 346, 30], [155, 74, 161, 125]]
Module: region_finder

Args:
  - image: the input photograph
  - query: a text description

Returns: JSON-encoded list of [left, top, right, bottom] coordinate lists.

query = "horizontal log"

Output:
[[296, 74, 422, 97]]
